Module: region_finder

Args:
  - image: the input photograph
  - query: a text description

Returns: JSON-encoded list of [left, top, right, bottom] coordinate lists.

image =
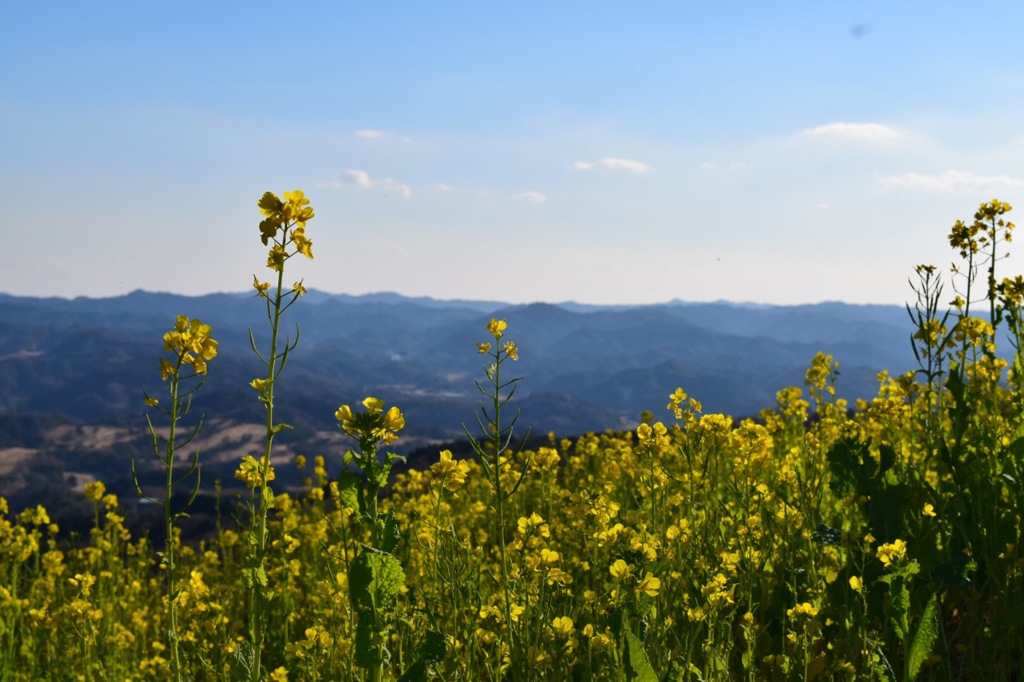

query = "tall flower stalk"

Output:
[[335, 397, 410, 682], [136, 314, 218, 681], [465, 319, 531, 671], [238, 190, 314, 681]]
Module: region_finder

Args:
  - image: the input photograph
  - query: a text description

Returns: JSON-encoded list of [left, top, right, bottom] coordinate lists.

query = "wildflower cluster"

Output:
[[336, 397, 406, 448], [256, 189, 314, 273], [157, 314, 218, 382]]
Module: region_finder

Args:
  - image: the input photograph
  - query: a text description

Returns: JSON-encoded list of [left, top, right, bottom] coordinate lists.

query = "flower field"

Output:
[[2, 194, 1023, 680]]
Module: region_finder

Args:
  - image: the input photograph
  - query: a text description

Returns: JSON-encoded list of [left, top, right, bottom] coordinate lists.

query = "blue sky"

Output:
[[5, 2, 1024, 305]]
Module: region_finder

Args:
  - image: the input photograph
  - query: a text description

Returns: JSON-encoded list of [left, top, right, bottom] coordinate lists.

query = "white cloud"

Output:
[[318, 169, 412, 199], [433, 183, 455, 192], [802, 122, 902, 141], [356, 129, 387, 139], [881, 169, 1024, 193], [513, 190, 547, 204], [572, 157, 651, 174], [381, 178, 413, 200], [345, 169, 373, 188]]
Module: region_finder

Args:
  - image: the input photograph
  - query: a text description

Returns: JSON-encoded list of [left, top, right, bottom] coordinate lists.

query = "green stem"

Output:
[[165, 363, 182, 682], [491, 353, 517, 667], [250, 257, 287, 682]]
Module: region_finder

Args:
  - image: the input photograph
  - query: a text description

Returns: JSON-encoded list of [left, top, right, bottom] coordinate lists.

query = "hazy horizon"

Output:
[[0, 286, 916, 311]]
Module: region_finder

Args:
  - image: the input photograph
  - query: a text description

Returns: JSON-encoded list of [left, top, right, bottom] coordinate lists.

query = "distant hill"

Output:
[[0, 289, 919, 521], [0, 289, 917, 425]]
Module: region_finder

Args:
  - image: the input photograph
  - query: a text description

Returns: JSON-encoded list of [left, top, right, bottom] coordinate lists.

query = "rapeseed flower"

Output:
[[158, 315, 218, 378], [552, 615, 574, 638], [635, 572, 661, 597], [609, 559, 633, 580], [335, 397, 406, 446], [84, 481, 106, 502], [876, 539, 908, 567], [787, 602, 819, 618], [431, 449, 470, 491], [236, 455, 275, 489], [487, 318, 507, 339]]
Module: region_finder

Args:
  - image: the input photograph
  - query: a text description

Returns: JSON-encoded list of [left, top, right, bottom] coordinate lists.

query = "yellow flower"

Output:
[[551, 616, 574, 638], [609, 559, 633, 580], [635, 572, 661, 597], [431, 450, 470, 491], [259, 216, 281, 245], [336, 398, 405, 445], [363, 396, 386, 413], [517, 512, 549, 537], [84, 481, 106, 502], [876, 539, 908, 567], [253, 277, 271, 297], [335, 404, 354, 422], [258, 191, 284, 216], [787, 602, 819, 618], [477, 342, 491, 354], [283, 189, 310, 207], [144, 396, 159, 407], [383, 405, 405, 432], [849, 575, 863, 592], [487, 318, 507, 339], [923, 503, 937, 517], [503, 341, 519, 360], [250, 378, 270, 393], [267, 244, 287, 271], [291, 227, 314, 259], [292, 281, 307, 296], [235, 456, 274, 489]]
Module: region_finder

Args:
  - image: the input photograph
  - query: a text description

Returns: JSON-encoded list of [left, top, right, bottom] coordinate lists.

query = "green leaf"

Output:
[[906, 594, 939, 681], [414, 629, 447, 665], [374, 460, 394, 490], [878, 443, 896, 475], [827, 437, 868, 497], [397, 630, 447, 682], [271, 422, 294, 436], [354, 615, 378, 669], [381, 508, 401, 554], [879, 561, 919, 640], [240, 564, 269, 589], [230, 639, 256, 679], [337, 470, 365, 515], [397, 662, 428, 682], [624, 628, 659, 682], [349, 547, 406, 613]]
